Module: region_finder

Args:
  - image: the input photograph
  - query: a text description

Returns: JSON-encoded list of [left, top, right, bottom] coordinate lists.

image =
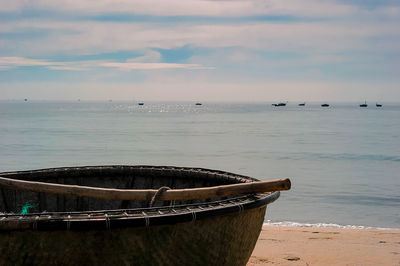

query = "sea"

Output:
[[0, 101, 399, 229]]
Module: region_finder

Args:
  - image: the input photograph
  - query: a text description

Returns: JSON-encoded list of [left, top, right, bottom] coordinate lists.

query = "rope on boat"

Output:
[[237, 203, 244, 213], [191, 211, 196, 222], [33, 216, 39, 230], [149, 186, 171, 207], [105, 214, 110, 229], [67, 215, 71, 230]]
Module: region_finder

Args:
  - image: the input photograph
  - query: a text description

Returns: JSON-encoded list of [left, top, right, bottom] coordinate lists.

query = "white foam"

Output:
[[263, 220, 399, 230]]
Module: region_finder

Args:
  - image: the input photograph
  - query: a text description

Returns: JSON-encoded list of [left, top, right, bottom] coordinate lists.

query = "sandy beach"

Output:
[[248, 226, 400, 265]]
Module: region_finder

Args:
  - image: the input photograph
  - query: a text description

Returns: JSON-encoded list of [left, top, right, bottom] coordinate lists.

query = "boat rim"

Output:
[[0, 165, 280, 231]]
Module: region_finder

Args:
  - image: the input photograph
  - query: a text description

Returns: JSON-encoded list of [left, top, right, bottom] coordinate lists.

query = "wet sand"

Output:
[[248, 226, 400, 265]]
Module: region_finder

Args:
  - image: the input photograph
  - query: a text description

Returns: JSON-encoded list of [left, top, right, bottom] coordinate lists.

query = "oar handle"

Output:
[[0, 176, 291, 201]]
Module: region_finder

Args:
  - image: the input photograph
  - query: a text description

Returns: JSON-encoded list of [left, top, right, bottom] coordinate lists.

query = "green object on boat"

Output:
[[20, 202, 37, 215]]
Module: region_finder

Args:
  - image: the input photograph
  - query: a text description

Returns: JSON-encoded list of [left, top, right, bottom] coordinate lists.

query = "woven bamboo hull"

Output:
[[0, 206, 266, 266], [0, 166, 280, 265]]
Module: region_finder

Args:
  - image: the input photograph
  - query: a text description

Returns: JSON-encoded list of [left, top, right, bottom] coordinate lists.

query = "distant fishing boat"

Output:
[[138, 102, 144, 106], [321, 103, 329, 107], [376, 103, 382, 107], [24, 99, 28, 102], [359, 101, 367, 107], [298, 103, 305, 106], [0, 165, 290, 265], [272, 102, 287, 107], [195, 102, 202, 106]]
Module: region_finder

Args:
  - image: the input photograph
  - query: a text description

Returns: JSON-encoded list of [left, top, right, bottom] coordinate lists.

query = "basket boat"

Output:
[[0, 165, 290, 266]]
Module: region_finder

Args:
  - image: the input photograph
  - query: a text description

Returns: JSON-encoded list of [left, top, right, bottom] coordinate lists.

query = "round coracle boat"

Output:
[[0, 165, 290, 266]]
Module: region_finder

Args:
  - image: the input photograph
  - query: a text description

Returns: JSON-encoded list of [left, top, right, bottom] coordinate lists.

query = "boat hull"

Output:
[[0, 206, 266, 266], [0, 166, 280, 265]]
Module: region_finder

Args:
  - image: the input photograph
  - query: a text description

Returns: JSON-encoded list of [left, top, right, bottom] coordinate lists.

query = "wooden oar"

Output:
[[0, 176, 290, 201]]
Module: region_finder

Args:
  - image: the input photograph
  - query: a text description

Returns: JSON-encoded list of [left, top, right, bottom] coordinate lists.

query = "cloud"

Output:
[[1, 0, 399, 58], [128, 50, 161, 62], [2, 20, 399, 56], [0, 56, 211, 71], [0, 0, 357, 18], [100, 61, 209, 70], [0, 56, 64, 69], [1, 0, 399, 102], [46, 66, 86, 70]]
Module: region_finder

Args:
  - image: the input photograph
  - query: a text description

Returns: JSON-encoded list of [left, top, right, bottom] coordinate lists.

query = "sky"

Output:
[[0, 0, 399, 102]]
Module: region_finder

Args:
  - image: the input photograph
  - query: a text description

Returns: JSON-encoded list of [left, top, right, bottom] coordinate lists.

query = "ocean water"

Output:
[[0, 101, 399, 228]]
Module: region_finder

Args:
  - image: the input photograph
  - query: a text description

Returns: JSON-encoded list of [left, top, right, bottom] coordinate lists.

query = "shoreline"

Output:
[[263, 221, 399, 231], [248, 225, 400, 265]]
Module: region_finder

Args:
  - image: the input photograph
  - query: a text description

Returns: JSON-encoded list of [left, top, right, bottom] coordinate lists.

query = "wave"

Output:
[[263, 220, 399, 230], [280, 152, 400, 162]]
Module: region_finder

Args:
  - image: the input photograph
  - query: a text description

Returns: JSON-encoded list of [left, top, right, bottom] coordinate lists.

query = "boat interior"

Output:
[[0, 166, 250, 214]]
